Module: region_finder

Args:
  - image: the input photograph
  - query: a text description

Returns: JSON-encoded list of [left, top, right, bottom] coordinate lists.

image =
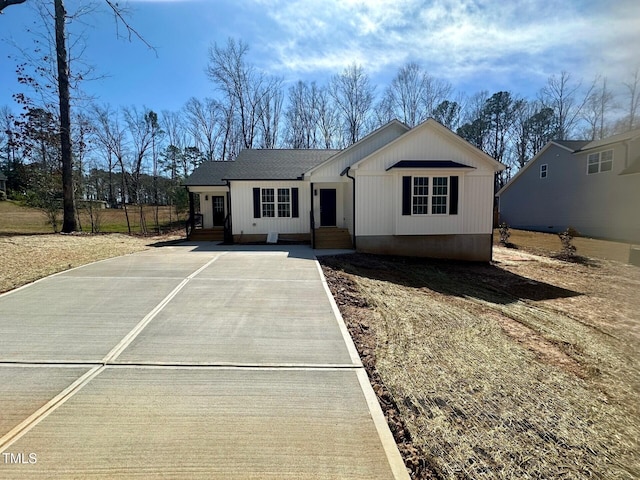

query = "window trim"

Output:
[[587, 149, 613, 175]]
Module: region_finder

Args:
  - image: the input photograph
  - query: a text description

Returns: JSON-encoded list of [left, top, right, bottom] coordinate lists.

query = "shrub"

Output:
[[558, 227, 579, 258], [498, 222, 511, 246]]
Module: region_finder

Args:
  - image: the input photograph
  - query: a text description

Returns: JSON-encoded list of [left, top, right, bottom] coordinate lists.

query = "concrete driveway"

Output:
[[0, 243, 408, 479]]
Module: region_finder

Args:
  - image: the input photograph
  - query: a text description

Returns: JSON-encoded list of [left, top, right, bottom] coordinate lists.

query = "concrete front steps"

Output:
[[314, 228, 353, 249], [188, 228, 224, 242]]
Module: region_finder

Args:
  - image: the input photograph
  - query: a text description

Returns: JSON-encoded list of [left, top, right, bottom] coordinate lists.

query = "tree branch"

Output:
[[0, 0, 27, 14], [103, 0, 157, 56]]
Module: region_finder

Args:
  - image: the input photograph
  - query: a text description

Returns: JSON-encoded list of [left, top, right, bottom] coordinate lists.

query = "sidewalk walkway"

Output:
[[0, 244, 408, 479]]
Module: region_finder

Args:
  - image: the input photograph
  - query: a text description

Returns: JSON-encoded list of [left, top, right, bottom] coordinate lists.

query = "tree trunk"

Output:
[[55, 0, 78, 232]]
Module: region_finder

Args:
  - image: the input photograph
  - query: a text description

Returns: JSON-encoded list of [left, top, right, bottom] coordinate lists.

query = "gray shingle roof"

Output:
[[553, 140, 590, 151], [385, 160, 474, 170], [183, 149, 340, 186], [183, 161, 232, 186]]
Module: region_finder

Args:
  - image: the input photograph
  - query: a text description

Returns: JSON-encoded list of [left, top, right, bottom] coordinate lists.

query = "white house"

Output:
[[184, 118, 505, 261]]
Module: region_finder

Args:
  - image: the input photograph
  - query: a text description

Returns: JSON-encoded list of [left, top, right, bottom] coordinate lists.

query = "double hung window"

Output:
[[587, 150, 613, 174], [412, 176, 448, 215]]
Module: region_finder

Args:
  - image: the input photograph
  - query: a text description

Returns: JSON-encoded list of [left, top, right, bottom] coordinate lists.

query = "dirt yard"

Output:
[[319, 248, 640, 479], [2, 229, 637, 478]]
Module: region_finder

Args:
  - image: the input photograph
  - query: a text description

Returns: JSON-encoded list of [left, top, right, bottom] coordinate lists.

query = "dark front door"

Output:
[[320, 189, 337, 227], [212, 196, 225, 226]]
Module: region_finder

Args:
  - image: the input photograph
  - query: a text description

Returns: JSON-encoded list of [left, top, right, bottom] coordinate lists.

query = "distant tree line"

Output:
[[1, 32, 640, 233]]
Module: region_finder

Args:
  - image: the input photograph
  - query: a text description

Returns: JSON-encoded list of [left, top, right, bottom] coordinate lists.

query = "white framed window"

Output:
[[261, 188, 275, 217], [261, 188, 291, 218], [412, 176, 448, 215], [277, 188, 291, 217], [432, 177, 448, 214], [540, 164, 548, 178], [587, 149, 613, 174], [412, 177, 429, 214]]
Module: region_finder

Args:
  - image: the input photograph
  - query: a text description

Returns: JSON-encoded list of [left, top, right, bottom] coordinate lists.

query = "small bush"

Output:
[[0, 190, 6, 201], [558, 227, 579, 258], [498, 222, 511, 246]]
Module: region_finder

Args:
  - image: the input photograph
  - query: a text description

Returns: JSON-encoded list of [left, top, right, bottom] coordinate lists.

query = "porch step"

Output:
[[189, 228, 224, 242], [314, 228, 353, 249]]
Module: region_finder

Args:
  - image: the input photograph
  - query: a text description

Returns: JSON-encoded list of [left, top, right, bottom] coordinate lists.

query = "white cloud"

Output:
[[247, 0, 640, 96]]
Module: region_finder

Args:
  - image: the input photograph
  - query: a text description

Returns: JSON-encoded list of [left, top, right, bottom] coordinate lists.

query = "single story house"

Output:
[[184, 118, 505, 261], [496, 128, 640, 243]]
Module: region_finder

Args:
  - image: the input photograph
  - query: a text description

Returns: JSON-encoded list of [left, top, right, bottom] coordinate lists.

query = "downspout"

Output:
[[187, 187, 195, 239], [224, 179, 233, 244], [345, 167, 356, 250], [310, 182, 315, 248]]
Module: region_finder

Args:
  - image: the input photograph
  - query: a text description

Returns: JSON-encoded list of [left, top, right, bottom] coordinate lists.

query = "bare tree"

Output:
[[3, 0, 151, 233], [583, 76, 615, 140], [0, 0, 26, 14], [91, 104, 131, 231], [330, 63, 375, 145], [183, 97, 222, 161], [539, 71, 595, 140], [207, 38, 273, 151], [124, 106, 160, 233], [315, 85, 340, 149], [622, 67, 640, 130], [258, 78, 283, 149]]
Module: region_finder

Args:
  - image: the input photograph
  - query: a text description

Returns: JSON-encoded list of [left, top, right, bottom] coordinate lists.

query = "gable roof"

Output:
[[577, 127, 640, 152], [553, 140, 590, 151], [304, 119, 410, 176], [184, 149, 339, 186], [349, 118, 505, 172], [496, 141, 573, 196]]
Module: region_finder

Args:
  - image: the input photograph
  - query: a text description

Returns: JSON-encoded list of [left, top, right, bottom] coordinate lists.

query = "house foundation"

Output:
[[356, 234, 493, 262]]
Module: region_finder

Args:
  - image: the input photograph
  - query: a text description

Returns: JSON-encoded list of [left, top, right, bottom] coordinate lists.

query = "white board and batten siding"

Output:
[[230, 181, 311, 235], [195, 186, 228, 229], [309, 121, 408, 180], [354, 121, 498, 237]]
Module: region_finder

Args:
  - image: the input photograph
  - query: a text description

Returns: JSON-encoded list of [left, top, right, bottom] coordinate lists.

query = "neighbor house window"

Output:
[[587, 150, 613, 174], [412, 176, 447, 215], [540, 164, 548, 178], [261, 188, 291, 218]]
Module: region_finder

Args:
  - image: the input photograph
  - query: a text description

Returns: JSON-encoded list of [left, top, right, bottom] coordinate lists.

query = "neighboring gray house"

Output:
[[185, 119, 505, 261], [497, 128, 640, 243], [0, 172, 6, 194]]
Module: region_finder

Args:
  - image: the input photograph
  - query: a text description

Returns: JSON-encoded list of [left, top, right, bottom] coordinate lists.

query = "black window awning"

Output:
[[386, 160, 475, 171]]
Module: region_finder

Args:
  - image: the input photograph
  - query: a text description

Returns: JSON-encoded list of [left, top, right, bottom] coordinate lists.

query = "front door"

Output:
[[212, 196, 225, 226], [320, 189, 337, 227]]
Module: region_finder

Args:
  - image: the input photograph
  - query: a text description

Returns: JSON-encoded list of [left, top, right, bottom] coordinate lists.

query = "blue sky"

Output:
[[1, 0, 639, 114]]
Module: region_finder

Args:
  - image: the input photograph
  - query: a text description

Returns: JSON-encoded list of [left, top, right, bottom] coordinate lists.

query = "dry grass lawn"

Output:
[[0, 200, 186, 234], [0, 233, 183, 294], [320, 248, 639, 479]]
